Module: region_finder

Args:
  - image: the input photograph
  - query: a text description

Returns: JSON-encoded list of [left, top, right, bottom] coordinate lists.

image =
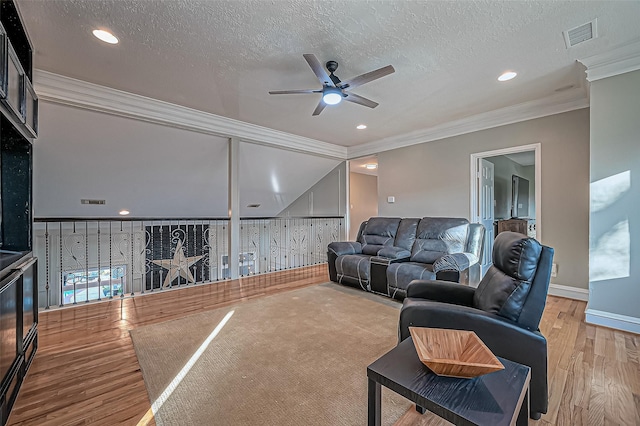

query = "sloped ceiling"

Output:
[[17, 1, 640, 148]]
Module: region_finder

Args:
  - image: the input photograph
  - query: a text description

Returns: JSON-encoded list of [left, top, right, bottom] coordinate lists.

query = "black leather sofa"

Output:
[[398, 231, 554, 419], [327, 217, 485, 300]]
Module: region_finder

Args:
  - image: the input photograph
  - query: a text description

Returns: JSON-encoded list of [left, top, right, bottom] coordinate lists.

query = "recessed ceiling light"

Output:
[[356, 124, 367, 130], [365, 164, 378, 170], [119, 209, 130, 216], [93, 29, 119, 44], [498, 71, 517, 82]]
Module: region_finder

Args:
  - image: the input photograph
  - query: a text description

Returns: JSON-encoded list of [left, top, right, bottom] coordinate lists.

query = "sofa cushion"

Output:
[[377, 246, 411, 260], [473, 232, 543, 322], [387, 262, 436, 295], [410, 218, 469, 263], [361, 217, 401, 255], [394, 218, 420, 250], [336, 254, 372, 287]]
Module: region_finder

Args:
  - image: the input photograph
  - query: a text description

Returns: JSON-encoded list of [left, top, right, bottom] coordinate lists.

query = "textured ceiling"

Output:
[[17, 0, 640, 147]]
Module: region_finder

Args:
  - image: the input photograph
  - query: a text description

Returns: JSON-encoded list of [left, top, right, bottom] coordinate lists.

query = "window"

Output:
[[220, 252, 255, 279], [62, 266, 126, 304]]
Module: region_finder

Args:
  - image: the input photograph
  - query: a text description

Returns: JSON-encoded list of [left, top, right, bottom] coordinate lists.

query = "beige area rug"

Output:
[[130, 283, 430, 426]]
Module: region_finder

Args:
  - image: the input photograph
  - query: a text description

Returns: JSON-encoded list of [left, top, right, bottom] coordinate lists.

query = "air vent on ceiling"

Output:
[[81, 199, 106, 205], [563, 19, 597, 48]]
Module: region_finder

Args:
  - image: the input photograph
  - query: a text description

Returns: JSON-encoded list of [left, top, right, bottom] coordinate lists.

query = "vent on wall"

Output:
[[563, 19, 597, 48]]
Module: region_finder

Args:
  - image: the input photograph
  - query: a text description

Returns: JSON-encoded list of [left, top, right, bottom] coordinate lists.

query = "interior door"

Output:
[[478, 158, 495, 277]]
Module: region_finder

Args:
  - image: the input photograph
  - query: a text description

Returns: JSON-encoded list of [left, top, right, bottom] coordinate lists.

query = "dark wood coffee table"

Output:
[[367, 337, 530, 426]]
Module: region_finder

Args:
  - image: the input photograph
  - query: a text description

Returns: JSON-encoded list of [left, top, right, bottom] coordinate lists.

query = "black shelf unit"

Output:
[[0, 1, 38, 424]]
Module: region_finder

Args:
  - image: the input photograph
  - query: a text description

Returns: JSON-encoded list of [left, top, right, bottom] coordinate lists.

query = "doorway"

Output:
[[348, 155, 379, 240], [470, 144, 541, 279]]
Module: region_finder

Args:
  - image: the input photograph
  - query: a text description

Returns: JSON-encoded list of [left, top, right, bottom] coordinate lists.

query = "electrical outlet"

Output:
[[551, 263, 558, 277]]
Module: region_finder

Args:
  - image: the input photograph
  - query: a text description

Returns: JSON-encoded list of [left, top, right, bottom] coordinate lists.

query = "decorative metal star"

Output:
[[152, 240, 203, 288]]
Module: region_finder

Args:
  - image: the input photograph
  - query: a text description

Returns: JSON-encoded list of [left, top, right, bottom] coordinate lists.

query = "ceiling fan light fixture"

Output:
[[323, 88, 343, 105]]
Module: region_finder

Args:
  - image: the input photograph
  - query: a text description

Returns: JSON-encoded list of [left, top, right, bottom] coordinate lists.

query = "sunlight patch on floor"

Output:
[[137, 310, 235, 424]]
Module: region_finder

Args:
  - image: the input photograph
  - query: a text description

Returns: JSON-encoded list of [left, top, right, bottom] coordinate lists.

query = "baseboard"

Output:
[[585, 307, 640, 335], [548, 283, 589, 301]]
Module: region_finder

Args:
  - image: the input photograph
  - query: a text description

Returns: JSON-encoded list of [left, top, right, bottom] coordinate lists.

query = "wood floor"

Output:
[[8, 266, 640, 425]]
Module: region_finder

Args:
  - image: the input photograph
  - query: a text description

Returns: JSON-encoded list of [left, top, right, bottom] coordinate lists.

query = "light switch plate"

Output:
[[387, 196, 395, 203]]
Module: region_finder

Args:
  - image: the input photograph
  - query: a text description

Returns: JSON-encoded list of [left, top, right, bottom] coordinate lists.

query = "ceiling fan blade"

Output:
[[303, 54, 334, 87], [339, 65, 395, 90], [312, 100, 326, 116], [344, 92, 378, 109], [269, 89, 321, 95]]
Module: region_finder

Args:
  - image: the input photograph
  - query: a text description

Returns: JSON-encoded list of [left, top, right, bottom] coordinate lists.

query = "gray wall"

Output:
[[349, 172, 378, 240], [278, 162, 347, 217], [34, 102, 230, 217], [589, 70, 640, 319], [238, 142, 341, 217], [378, 108, 590, 289], [34, 102, 342, 219]]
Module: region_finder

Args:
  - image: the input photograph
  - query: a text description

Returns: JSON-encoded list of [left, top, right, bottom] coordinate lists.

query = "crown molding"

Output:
[[347, 87, 589, 159], [578, 38, 640, 82], [33, 70, 348, 160]]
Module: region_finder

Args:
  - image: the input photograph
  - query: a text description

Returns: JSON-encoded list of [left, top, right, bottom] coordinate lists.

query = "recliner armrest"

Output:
[[327, 241, 362, 256], [374, 246, 411, 261], [406, 279, 476, 305], [399, 299, 546, 342], [433, 252, 479, 273]]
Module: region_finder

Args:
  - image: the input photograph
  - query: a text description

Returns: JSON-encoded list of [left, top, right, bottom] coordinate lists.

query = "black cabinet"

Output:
[[0, 256, 36, 425], [1, 115, 31, 252], [0, 1, 37, 424]]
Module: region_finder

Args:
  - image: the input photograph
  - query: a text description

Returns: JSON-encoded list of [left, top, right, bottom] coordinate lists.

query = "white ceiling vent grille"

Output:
[[563, 19, 597, 48]]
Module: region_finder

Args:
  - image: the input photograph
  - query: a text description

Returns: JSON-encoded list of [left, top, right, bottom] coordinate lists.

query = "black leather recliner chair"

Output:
[[398, 231, 554, 420]]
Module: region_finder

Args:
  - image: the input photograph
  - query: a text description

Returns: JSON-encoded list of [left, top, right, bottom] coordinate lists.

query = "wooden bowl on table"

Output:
[[409, 327, 504, 378]]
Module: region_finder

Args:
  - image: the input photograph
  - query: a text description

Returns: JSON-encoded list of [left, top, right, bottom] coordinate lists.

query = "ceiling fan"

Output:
[[269, 54, 395, 116]]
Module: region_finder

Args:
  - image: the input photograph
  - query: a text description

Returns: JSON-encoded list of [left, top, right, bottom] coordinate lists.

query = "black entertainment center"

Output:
[[0, 0, 38, 424]]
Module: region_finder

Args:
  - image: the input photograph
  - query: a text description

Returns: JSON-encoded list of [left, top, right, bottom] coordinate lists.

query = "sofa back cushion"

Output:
[[394, 218, 420, 250], [473, 232, 543, 324], [410, 217, 470, 263], [360, 217, 402, 255]]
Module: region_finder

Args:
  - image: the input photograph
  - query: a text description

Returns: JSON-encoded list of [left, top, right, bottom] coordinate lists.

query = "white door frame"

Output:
[[478, 158, 495, 278], [470, 143, 542, 241]]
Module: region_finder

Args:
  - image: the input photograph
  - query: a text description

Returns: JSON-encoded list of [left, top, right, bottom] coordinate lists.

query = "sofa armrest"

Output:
[[433, 252, 479, 273], [375, 246, 411, 261], [327, 241, 362, 256], [406, 279, 476, 305]]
